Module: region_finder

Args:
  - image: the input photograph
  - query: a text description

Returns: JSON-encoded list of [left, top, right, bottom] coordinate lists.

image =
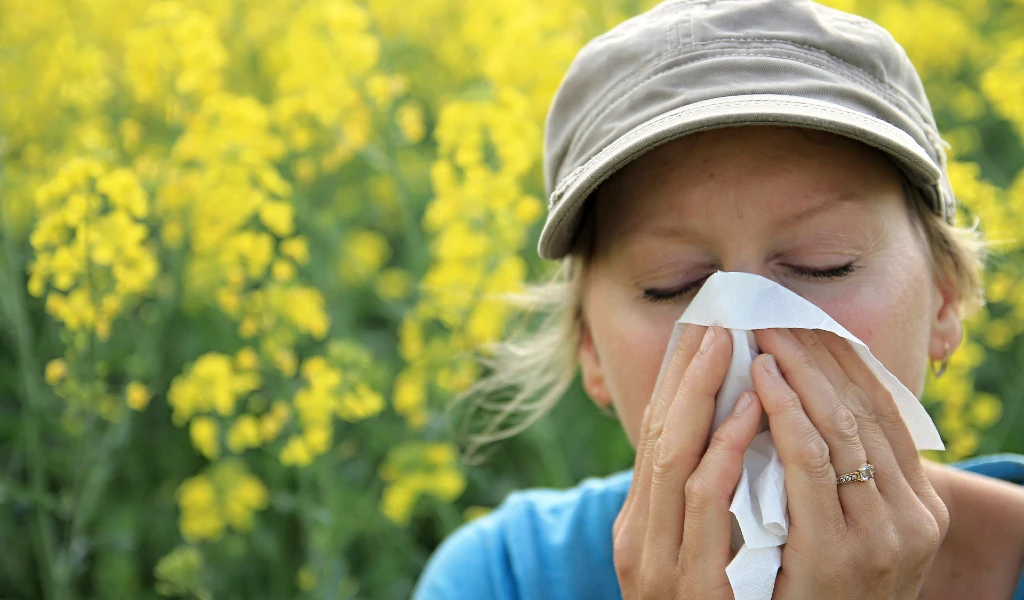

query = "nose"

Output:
[[715, 257, 772, 282]]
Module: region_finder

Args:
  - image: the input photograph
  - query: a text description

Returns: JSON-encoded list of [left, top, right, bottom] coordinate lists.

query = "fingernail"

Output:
[[762, 354, 779, 376], [699, 327, 716, 355], [733, 392, 752, 415]]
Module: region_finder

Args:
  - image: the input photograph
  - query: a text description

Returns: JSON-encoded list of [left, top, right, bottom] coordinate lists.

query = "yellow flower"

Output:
[[221, 472, 269, 531], [235, 347, 260, 371], [337, 383, 385, 422], [280, 236, 309, 264], [380, 480, 417, 525], [45, 359, 69, 385], [431, 469, 466, 501], [374, 267, 412, 301], [258, 200, 295, 237], [463, 506, 492, 522], [177, 474, 224, 542], [340, 229, 391, 282], [393, 368, 427, 428], [303, 424, 332, 454], [280, 435, 313, 467], [258, 412, 287, 443], [297, 566, 317, 592], [396, 101, 426, 143], [226, 415, 261, 453], [189, 417, 220, 460], [968, 393, 1003, 429], [126, 381, 151, 411], [271, 258, 296, 281]]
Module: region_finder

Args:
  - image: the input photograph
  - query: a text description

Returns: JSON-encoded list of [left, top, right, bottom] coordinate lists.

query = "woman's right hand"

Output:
[[612, 324, 764, 599]]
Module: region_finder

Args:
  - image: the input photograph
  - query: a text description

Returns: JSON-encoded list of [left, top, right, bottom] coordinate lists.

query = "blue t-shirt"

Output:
[[414, 454, 1024, 600]]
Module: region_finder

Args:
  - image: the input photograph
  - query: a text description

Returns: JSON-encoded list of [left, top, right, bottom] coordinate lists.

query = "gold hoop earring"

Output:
[[930, 341, 951, 378]]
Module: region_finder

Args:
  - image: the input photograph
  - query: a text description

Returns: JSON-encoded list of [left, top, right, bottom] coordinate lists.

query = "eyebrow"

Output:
[[633, 191, 863, 240]]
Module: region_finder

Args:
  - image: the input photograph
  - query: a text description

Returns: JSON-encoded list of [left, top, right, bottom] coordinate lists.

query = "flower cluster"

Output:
[[29, 158, 158, 341], [378, 442, 466, 525], [390, 0, 586, 431], [177, 459, 270, 542]]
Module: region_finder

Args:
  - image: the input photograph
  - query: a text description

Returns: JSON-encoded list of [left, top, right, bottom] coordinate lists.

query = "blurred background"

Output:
[[0, 0, 1022, 597]]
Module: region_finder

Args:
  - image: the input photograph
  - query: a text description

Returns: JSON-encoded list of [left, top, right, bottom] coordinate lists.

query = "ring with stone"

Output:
[[836, 463, 875, 485]]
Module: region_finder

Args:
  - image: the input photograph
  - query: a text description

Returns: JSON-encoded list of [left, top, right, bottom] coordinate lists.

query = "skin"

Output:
[[576, 126, 1024, 599]]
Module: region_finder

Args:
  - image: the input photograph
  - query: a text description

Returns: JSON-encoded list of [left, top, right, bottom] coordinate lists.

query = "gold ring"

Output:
[[836, 463, 875, 485]]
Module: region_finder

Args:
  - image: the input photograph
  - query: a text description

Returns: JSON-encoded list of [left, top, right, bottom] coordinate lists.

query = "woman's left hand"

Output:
[[750, 328, 950, 600]]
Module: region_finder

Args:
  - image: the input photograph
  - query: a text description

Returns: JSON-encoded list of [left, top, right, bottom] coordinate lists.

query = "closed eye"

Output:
[[641, 262, 859, 303]]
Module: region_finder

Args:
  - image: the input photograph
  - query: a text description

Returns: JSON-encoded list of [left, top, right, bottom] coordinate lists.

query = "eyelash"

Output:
[[641, 262, 860, 303]]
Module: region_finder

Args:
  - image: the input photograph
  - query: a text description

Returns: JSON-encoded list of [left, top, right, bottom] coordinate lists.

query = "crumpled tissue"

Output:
[[651, 271, 944, 600]]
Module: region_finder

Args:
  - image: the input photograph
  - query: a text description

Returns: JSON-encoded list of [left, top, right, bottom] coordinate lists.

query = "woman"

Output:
[[414, 1, 1024, 598]]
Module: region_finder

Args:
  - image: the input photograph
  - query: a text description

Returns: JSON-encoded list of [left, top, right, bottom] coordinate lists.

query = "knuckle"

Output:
[[829, 403, 860, 441], [651, 436, 683, 481], [873, 388, 902, 423], [837, 380, 873, 418], [708, 425, 735, 455], [797, 431, 833, 477], [795, 346, 819, 373], [684, 471, 715, 512], [777, 388, 804, 415], [612, 507, 628, 540], [679, 359, 709, 394], [799, 329, 825, 352], [906, 500, 947, 553], [613, 535, 637, 579], [931, 497, 951, 540]]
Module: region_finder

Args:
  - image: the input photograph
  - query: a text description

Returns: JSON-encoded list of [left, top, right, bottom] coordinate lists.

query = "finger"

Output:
[[816, 332, 933, 499], [649, 324, 710, 439], [645, 325, 733, 568], [617, 324, 711, 591], [613, 402, 654, 593], [749, 346, 844, 531], [626, 325, 709, 533], [755, 329, 870, 478], [680, 390, 764, 577], [793, 330, 907, 494], [618, 402, 654, 531]]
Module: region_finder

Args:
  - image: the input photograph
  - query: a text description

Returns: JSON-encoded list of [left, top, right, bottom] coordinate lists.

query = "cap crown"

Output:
[[542, 0, 951, 228]]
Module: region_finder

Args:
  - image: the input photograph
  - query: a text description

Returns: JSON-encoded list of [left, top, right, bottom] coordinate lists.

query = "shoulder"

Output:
[[412, 470, 633, 600], [933, 453, 1024, 541], [943, 453, 1024, 524], [923, 454, 1024, 600], [949, 452, 1024, 485]]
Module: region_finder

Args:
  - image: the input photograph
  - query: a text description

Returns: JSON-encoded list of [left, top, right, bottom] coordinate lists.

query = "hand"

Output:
[[613, 324, 765, 599], [751, 328, 950, 600]]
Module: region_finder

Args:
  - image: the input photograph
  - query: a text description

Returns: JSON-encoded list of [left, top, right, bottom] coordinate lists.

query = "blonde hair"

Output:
[[453, 168, 987, 462]]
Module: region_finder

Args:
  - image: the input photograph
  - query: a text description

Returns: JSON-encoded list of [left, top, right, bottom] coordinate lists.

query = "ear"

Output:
[[929, 273, 963, 361], [579, 318, 613, 410]]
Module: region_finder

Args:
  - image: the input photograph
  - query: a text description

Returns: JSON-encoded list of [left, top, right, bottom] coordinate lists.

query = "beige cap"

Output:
[[539, 0, 955, 261]]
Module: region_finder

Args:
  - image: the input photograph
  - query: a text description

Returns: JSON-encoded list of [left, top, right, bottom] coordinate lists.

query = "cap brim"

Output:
[[538, 94, 943, 260]]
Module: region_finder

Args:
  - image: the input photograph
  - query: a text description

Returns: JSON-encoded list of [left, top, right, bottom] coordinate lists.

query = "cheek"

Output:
[[814, 262, 932, 397], [588, 290, 681, 446]]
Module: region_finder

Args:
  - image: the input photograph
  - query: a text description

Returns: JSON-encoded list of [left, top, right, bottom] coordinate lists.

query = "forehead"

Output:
[[591, 125, 903, 241]]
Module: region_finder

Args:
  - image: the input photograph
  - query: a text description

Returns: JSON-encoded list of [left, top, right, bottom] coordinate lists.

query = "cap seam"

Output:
[[552, 86, 937, 203], [558, 97, 936, 192], [558, 43, 939, 190], [557, 3, 699, 174], [547, 100, 944, 241], [548, 99, 943, 235], [683, 38, 936, 128]]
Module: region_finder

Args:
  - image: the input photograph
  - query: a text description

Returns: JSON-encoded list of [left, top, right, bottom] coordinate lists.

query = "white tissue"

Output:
[[652, 271, 944, 600]]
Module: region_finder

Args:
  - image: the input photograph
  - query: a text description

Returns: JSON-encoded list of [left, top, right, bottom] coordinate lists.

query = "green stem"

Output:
[[0, 189, 64, 599]]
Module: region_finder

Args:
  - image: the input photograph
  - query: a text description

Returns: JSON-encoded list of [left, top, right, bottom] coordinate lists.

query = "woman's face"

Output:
[[578, 126, 962, 446]]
